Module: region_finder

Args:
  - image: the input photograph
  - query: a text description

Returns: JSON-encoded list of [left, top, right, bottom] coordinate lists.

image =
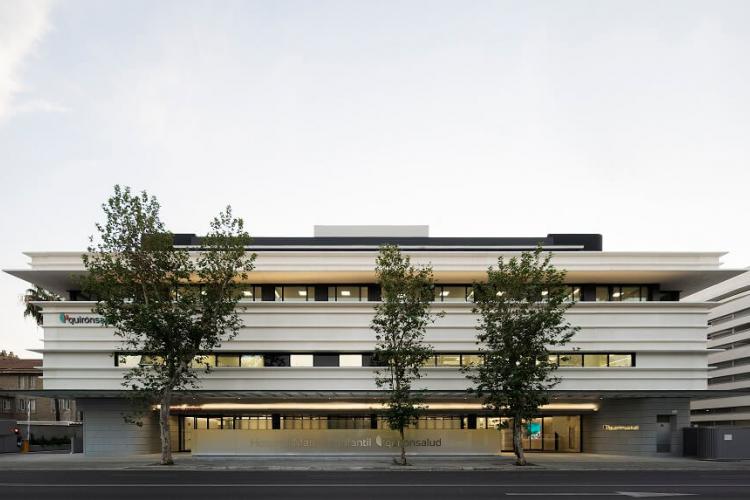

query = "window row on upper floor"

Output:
[[233, 284, 673, 303], [68, 284, 677, 303], [115, 351, 634, 369]]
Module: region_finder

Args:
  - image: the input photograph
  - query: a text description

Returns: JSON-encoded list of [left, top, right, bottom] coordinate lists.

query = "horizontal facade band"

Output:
[[2, 389, 738, 400]]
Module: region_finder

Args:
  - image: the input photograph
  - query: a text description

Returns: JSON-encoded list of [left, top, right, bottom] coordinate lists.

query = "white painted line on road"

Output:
[[0, 483, 735, 488]]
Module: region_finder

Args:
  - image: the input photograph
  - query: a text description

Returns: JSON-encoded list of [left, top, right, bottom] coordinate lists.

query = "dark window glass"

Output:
[[313, 354, 339, 367], [565, 286, 581, 302], [621, 286, 641, 302], [362, 353, 387, 367], [263, 354, 290, 367]]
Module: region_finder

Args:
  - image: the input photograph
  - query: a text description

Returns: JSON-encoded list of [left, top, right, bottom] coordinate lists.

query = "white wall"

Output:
[[40, 301, 710, 392]]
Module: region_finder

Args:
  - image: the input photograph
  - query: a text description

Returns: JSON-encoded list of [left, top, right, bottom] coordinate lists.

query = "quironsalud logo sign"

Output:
[[58, 313, 106, 326]]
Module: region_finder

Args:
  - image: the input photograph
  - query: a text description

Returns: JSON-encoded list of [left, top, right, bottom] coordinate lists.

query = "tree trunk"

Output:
[[159, 389, 173, 465], [398, 427, 407, 466], [513, 417, 527, 466]]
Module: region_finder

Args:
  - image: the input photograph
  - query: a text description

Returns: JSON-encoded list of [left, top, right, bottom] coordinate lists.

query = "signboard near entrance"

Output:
[[192, 429, 503, 455]]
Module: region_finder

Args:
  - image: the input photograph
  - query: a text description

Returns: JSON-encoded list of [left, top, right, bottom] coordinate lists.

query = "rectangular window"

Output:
[[17, 399, 35, 412], [277, 286, 312, 302], [547, 354, 559, 366], [583, 354, 608, 367], [462, 354, 483, 366], [326, 286, 361, 302], [240, 354, 264, 368], [216, 354, 240, 368], [566, 286, 581, 302], [290, 354, 313, 367], [438, 286, 468, 302], [116, 354, 142, 368], [362, 353, 384, 367], [592, 285, 651, 302], [240, 285, 262, 301], [313, 354, 339, 367], [190, 355, 216, 368], [339, 354, 363, 367], [608, 353, 633, 367], [436, 354, 461, 367], [263, 354, 290, 367], [139, 355, 164, 366], [621, 286, 641, 302], [422, 356, 437, 367], [558, 354, 583, 367]]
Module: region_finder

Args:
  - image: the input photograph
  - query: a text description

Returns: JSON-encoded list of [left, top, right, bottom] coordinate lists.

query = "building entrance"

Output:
[[176, 414, 581, 453]]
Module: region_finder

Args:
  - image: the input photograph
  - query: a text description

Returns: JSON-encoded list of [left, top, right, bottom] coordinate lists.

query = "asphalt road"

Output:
[[1, 470, 749, 499]]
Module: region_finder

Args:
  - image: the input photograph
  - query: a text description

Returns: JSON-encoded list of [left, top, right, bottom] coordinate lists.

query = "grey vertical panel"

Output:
[[582, 398, 689, 456], [79, 399, 160, 456]]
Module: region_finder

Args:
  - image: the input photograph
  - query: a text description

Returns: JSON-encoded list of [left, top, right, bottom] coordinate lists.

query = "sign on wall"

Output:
[[602, 425, 640, 431], [57, 313, 106, 326], [193, 429, 503, 456]]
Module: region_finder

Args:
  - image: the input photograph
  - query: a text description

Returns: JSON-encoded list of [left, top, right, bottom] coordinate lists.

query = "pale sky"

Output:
[[1, 0, 749, 357]]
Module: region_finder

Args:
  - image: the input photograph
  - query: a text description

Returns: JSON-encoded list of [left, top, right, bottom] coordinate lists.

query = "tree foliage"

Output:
[[372, 245, 440, 465], [23, 286, 62, 325], [465, 247, 578, 465], [82, 185, 255, 465]]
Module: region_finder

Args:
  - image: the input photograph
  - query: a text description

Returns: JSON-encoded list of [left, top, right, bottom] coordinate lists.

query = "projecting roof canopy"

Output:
[[4, 268, 744, 298]]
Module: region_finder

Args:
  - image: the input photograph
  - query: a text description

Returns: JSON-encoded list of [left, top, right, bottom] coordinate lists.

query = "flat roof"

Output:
[[173, 233, 604, 251]]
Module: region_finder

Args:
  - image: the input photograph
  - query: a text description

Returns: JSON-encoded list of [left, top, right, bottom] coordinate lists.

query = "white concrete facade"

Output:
[[687, 272, 750, 425], [38, 301, 711, 392], [4, 229, 742, 456]]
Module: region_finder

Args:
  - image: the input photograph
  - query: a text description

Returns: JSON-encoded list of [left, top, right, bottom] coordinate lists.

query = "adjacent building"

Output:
[[0, 358, 77, 423], [3, 226, 742, 456], [687, 271, 750, 426]]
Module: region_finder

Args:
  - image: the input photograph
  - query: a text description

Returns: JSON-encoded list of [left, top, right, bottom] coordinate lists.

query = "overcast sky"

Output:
[[1, 0, 749, 357]]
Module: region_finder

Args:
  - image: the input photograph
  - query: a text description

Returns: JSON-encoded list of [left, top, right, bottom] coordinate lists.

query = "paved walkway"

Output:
[[2, 452, 750, 471]]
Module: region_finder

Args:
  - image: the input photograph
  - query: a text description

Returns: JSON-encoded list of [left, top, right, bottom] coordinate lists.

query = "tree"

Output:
[[23, 286, 62, 325], [465, 247, 578, 466], [22, 286, 63, 420], [82, 185, 255, 465], [0, 350, 19, 359], [371, 245, 440, 466]]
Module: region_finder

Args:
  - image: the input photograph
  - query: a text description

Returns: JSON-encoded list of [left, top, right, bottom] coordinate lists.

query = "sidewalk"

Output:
[[2, 452, 750, 471]]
